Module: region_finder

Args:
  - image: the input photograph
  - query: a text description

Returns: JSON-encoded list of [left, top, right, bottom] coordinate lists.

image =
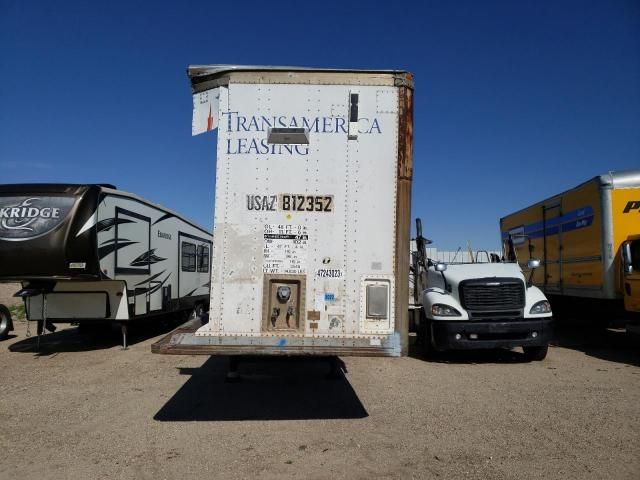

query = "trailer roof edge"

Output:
[[187, 65, 414, 93], [499, 168, 640, 221], [598, 169, 640, 189]]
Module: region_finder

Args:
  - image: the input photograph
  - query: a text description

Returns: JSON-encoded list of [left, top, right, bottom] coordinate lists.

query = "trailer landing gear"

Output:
[[225, 356, 240, 383], [121, 323, 128, 350]]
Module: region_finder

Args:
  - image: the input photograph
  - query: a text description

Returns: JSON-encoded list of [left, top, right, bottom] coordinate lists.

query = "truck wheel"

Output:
[[0, 305, 12, 340], [523, 345, 548, 361]]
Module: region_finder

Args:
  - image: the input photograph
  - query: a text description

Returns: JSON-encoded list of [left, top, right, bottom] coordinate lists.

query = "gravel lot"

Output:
[[0, 319, 638, 480]]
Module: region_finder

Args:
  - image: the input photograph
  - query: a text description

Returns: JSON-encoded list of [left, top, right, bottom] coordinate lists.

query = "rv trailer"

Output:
[[0, 184, 212, 347], [153, 65, 414, 359]]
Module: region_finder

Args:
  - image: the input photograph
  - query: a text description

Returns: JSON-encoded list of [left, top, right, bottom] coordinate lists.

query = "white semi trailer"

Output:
[[153, 65, 414, 361]]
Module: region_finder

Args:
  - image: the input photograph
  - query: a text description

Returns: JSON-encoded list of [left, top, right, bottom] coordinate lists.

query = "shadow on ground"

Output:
[[551, 321, 639, 367], [407, 320, 639, 367], [408, 342, 528, 364], [7, 317, 182, 355], [154, 356, 368, 422]]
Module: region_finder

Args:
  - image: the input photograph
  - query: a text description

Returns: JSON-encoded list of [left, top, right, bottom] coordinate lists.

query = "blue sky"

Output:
[[1, 0, 638, 250]]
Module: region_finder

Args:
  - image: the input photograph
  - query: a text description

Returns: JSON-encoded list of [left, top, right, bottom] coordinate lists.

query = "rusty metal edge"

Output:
[[150, 320, 398, 357], [151, 343, 396, 357], [394, 86, 414, 357]]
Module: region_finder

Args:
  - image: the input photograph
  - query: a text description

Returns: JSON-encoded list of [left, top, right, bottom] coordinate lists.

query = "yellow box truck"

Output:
[[500, 170, 640, 330]]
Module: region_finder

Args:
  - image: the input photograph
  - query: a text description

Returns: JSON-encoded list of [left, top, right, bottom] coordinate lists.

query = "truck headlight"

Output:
[[529, 300, 551, 314], [431, 304, 461, 317]]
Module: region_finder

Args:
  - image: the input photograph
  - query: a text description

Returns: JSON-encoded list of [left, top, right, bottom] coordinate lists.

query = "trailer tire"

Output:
[[523, 345, 548, 361], [0, 305, 13, 340]]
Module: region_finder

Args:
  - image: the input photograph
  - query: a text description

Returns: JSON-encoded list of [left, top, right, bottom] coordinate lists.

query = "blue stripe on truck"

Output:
[[502, 205, 594, 240]]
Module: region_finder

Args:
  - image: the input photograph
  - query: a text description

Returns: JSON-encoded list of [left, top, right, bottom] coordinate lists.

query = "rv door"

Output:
[[622, 239, 640, 313]]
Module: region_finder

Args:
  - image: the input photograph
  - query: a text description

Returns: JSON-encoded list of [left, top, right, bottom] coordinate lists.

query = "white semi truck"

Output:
[[411, 219, 553, 361]]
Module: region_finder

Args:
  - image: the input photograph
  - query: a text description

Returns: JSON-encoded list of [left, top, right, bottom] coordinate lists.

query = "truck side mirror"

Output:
[[622, 243, 633, 276], [526, 258, 540, 287], [528, 259, 541, 269], [434, 263, 450, 292]]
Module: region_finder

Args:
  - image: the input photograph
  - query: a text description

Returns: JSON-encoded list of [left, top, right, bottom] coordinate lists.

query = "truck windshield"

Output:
[[429, 251, 501, 265]]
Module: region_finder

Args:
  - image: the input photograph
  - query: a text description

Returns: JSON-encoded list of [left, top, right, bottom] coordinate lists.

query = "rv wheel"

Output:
[[193, 303, 204, 320], [0, 305, 13, 340], [523, 345, 548, 361]]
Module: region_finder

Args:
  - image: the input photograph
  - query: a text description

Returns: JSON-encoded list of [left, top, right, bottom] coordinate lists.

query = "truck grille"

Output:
[[459, 278, 525, 312]]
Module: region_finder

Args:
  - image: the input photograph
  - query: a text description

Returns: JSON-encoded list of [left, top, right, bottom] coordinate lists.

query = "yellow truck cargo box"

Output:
[[500, 170, 640, 314]]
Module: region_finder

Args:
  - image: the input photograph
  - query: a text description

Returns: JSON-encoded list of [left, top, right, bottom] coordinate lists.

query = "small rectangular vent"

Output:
[[267, 127, 309, 145]]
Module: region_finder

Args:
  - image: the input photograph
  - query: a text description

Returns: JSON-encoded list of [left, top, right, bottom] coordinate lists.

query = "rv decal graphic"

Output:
[[129, 249, 167, 267], [98, 238, 138, 259], [130, 273, 171, 296], [149, 273, 171, 294], [0, 196, 75, 241], [185, 280, 208, 297], [152, 213, 176, 225], [134, 270, 166, 286], [623, 201, 640, 213], [96, 217, 135, 233]]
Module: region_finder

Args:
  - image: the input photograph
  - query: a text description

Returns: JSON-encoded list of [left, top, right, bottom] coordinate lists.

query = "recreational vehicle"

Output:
[[0, 184, 212, 347], [153, 65, 414, 363]]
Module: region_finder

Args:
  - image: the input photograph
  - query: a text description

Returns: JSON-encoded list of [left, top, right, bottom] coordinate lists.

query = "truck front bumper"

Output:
[[431, 317, 553, 350]]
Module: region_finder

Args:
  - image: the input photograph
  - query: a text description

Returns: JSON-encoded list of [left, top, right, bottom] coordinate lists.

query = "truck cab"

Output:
[[412, 219, 553, 361], [621, 235, 640, 336]]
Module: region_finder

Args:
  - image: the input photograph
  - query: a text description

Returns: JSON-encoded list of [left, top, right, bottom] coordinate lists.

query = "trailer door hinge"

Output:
[[348, 92, 359, 140]]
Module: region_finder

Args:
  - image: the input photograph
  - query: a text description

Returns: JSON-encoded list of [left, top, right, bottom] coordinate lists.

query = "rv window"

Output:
[[181, 242, 196, 272], [197, 245, 210, 273]]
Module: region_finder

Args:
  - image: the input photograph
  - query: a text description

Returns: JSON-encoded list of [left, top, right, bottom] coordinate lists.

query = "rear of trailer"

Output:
[[153, 65, 414, 357], [500, 170, 640, 316]]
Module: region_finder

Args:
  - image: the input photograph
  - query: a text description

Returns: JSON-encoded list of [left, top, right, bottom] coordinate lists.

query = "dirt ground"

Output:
[[0, 320, 638, 480], [0, 283, 21, 307]]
